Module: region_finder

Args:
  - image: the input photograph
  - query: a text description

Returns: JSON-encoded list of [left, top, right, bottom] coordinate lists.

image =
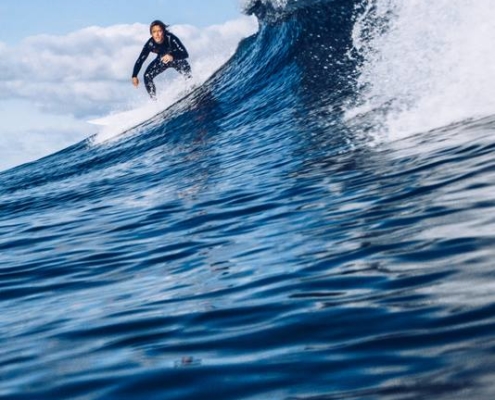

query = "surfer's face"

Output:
[[151, 25, 164, 43]]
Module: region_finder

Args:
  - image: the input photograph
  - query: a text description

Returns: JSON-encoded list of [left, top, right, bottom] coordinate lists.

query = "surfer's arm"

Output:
[[132, 41, 152, 78], [161, 54, 174, 64], [167, 34, 189, 60]]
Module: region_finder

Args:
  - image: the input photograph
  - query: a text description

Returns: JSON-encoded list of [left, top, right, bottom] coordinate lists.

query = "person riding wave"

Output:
[[131, 20, 192, 99]]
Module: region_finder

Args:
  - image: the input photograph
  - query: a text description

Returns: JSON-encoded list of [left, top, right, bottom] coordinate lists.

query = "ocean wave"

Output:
[[2, 1, 495, 399]]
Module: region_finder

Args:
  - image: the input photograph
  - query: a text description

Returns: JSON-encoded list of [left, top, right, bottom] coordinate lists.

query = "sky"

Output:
[[0, 0, 258, 171]]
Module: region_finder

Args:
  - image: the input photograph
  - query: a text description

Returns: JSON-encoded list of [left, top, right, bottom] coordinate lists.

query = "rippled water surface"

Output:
[[2, 0, 495, 399]]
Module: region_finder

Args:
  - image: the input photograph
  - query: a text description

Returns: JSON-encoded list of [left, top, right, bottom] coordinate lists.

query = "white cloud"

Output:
[[0, 17, 257, 119], [0, 124, 93, 172]]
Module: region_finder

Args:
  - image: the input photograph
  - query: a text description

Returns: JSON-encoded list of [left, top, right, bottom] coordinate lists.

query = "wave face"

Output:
[[2, 1, 495, 399]]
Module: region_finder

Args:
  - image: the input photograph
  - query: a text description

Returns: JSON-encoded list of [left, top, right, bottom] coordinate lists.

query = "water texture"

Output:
[[2, 0, 495, 398]]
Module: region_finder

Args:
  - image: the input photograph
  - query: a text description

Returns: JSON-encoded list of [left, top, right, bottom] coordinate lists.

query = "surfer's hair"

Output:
[[150, 20, 168, 34]]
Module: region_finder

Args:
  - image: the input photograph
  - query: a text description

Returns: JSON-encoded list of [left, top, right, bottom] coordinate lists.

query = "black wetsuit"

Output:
[[132, 32, 192, 98]]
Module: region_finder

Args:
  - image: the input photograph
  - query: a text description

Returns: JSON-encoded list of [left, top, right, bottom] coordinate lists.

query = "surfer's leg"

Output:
[[172, 59, 192, 79], [143, 58, 168, 98]]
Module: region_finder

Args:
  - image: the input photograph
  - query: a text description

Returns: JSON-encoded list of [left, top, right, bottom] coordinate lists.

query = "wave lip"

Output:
[[349, 0, 495, 140]]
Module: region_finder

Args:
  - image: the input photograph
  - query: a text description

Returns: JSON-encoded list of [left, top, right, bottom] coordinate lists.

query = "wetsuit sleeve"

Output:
[[132, 40, 151, 77], [168, 34, 189, 60]]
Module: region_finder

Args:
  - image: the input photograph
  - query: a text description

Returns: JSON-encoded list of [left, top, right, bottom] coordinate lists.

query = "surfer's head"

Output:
[[149, 20, 168, 44], [150, 20, 168, 34]]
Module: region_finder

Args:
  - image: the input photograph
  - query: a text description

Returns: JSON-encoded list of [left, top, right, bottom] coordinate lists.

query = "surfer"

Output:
[[131, 20, 192, 99]]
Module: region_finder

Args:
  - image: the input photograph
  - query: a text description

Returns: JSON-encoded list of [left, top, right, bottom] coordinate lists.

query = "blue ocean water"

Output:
[[2, 0, 495, 399]]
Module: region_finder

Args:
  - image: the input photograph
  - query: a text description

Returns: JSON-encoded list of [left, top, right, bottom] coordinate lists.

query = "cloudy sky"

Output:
[[0, 0, 258, 171]]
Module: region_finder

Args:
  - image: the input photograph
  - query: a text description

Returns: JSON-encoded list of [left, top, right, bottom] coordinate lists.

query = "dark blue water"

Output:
[[2, 0, 495, 398]]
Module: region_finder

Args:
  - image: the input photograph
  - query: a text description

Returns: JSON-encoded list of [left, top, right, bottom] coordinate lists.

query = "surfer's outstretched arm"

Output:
[[131, 40, 152, 88]]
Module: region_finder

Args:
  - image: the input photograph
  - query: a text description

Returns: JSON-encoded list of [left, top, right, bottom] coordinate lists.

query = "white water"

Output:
[[349, 0, 495, 140], [88, 79, 197, 144]]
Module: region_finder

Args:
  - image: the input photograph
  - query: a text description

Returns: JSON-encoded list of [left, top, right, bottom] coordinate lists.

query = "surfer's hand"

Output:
[[161, 54, 174, 64], [132, 77, 139, 87]]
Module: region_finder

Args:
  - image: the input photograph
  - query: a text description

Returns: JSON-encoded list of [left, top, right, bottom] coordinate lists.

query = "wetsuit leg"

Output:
[[143, 58, 169, 98], [144, 58, 193, 98], [171, 59, 192, 79]]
